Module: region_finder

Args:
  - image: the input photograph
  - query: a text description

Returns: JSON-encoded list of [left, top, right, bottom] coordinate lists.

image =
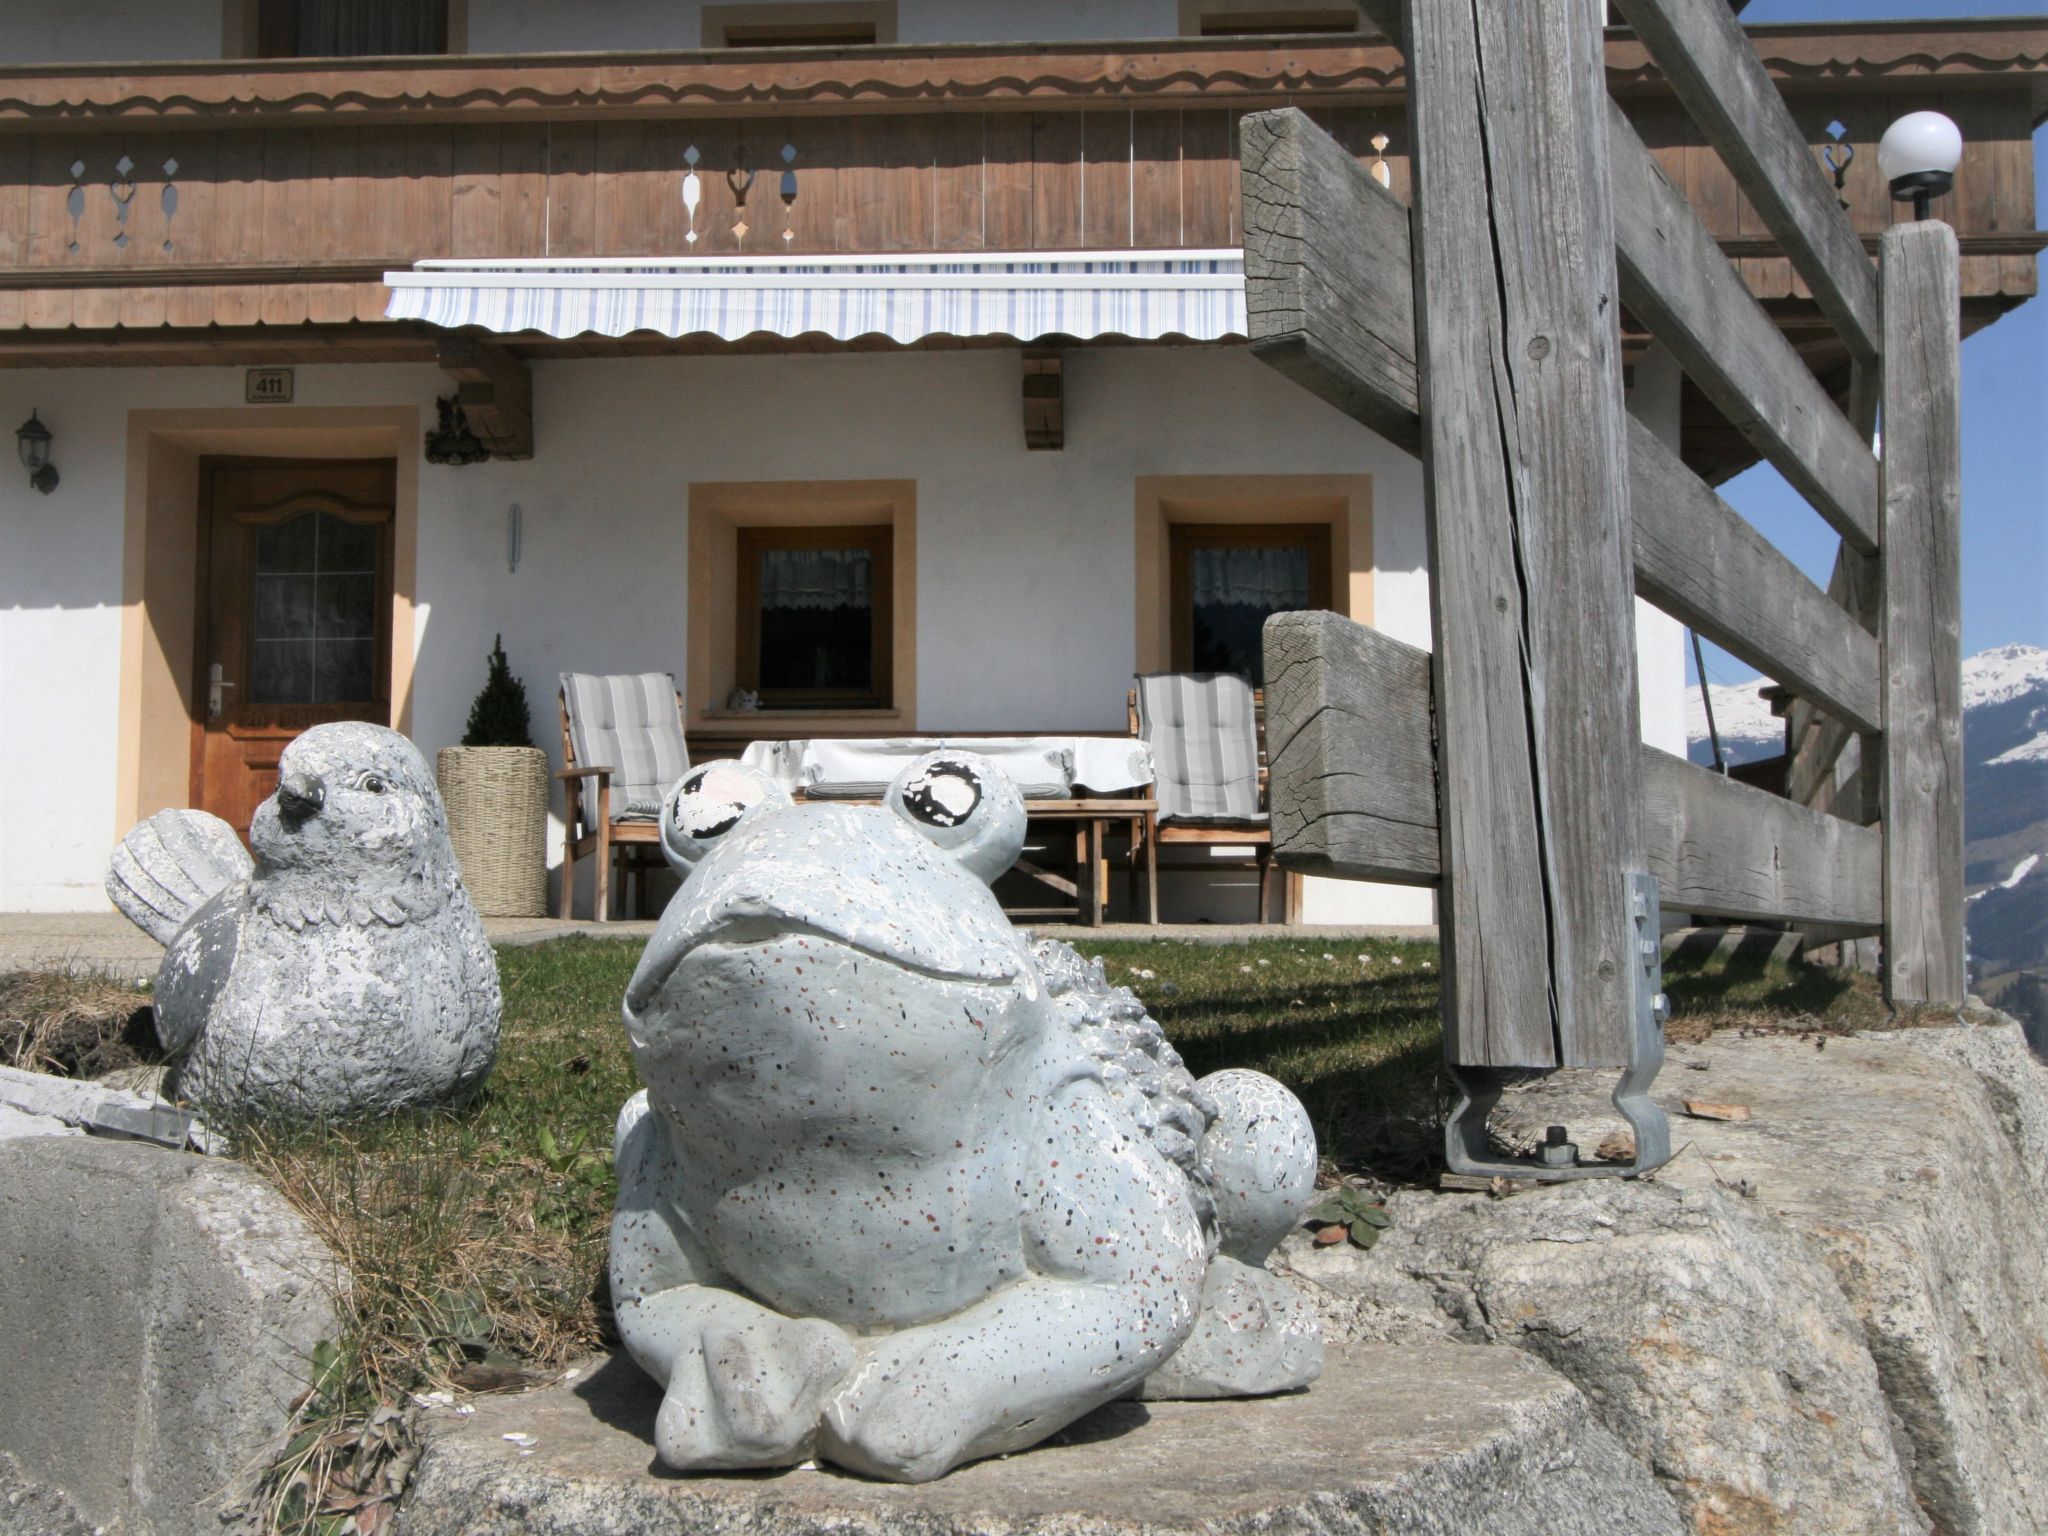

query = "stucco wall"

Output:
[[1, 342, 1684, 924]]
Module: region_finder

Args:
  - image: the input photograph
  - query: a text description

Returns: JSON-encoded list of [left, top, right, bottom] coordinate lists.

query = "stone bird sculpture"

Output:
[[611, 751, 1321, 1484], [106, 722, 500, 1120]]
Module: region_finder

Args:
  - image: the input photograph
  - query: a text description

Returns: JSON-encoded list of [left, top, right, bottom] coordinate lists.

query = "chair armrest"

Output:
[[554, 765, 614, 782]]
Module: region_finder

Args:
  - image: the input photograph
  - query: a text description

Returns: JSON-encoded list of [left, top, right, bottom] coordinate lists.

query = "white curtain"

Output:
[[759, 547, 873, 612], [1191, 546, 1310, 609]]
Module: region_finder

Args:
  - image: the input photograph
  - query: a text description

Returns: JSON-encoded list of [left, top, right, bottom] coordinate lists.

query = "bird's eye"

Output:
[[885, 750, 1024, 885], [359, 774, 385, 794]]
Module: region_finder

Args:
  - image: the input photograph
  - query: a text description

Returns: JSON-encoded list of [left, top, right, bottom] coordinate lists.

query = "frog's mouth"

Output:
[[625, 805, 1030, 1015]]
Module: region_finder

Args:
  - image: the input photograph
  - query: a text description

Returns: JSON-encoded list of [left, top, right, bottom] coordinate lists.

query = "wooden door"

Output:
[[192, 460, 397, 839]]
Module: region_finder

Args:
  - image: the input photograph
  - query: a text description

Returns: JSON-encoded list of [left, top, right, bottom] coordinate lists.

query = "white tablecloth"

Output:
[[738, 736, 1155, 800]]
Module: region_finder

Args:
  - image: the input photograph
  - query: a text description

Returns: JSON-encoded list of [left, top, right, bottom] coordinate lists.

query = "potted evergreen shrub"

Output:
[[437, 636, 548, 917]]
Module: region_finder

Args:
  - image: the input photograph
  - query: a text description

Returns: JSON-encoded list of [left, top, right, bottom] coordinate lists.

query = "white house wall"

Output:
[[1, 342, 1684, 923]]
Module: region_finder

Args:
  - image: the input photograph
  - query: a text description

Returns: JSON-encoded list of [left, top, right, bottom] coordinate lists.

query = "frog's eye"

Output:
[[358, 774, 386, 794], [886, 750, 1024, 885], [660, 761, 791, 875]]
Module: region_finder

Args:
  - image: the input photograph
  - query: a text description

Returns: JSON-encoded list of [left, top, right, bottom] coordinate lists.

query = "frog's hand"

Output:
[[611, 1095, 855, 1471], [817, 1081, 1209, 1483], [1137, 1255, 1322, 1400]]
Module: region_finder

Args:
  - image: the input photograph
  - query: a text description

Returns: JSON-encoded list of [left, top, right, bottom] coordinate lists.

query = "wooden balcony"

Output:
[[0, 20, 2039, 365]]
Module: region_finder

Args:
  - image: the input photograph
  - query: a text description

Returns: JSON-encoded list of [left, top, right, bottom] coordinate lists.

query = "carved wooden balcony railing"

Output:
[[0, 22, 2039, 342]]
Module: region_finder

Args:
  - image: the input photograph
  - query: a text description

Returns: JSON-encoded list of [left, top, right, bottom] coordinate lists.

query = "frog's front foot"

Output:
[[1138, 1256, 1323, 1400], [654, 1312, 856, 1471]]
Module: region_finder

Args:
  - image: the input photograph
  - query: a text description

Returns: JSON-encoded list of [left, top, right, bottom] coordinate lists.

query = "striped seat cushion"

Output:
[[560, 672, 689, 824], [1135, 672, 1266, 826]]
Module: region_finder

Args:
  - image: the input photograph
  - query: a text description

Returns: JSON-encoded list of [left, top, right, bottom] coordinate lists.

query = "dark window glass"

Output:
[[249, 510, 379, 704], [1188, 544, 1312, 680], [257, 0, 449, 58], [756, 546, 874, 694]]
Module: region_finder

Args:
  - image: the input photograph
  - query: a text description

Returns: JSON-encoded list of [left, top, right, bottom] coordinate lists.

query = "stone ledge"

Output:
[[397, 1344, 1682, 1536]]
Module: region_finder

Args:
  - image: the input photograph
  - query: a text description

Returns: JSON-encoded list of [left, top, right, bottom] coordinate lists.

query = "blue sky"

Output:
[[1687, 0, 2047, 687]]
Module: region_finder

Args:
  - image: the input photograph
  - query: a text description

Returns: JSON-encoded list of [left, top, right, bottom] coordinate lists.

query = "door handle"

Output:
[[208, 663, 236, 721]]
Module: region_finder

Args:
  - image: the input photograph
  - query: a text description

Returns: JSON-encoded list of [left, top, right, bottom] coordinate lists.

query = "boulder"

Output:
[[0, 1137, 343, 1536], [398, 1344, 1683, 1536], [1294, 1023, 2048, 1536]]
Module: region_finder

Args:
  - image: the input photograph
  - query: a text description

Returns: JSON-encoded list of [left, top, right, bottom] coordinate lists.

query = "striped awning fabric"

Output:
[[382, 250, 1247, 344]]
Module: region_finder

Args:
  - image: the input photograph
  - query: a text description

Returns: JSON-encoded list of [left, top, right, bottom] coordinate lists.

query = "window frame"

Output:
[[1177, 2, 1366, 38], [1167, 522, 1333, 677], [735, 523, 895, 710], [700, 2, 898, 49]]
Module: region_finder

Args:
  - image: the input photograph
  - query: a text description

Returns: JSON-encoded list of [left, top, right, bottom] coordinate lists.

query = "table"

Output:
[[737, 737, 1158, 925]]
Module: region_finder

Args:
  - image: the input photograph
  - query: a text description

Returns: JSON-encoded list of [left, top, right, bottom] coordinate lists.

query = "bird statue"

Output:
[[106, 722, 501, 1120]]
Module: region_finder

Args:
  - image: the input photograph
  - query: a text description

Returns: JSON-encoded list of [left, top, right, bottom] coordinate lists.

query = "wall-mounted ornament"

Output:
[[161, 157, 180, 253], [728, 145, 756, 246], [424, 397, 491, 467], [66, 160, 85, 254], [1369, 133, 1391, 190], [110, 156, 136, 249], [682, 145, 702, 246], [1822, 121, 1855, 213], [780, 143, 799, 244]]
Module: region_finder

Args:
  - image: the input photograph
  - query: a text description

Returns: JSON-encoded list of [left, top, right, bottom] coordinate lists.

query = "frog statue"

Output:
[[610, 750, 1323, 1484]]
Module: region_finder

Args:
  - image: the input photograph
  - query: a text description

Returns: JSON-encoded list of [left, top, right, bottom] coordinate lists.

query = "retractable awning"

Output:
[[382, 250, 1247, 345]]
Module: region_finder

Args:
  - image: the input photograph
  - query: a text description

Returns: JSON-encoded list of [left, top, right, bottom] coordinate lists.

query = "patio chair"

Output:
[[1131, 673, 1278, 924], [557, 672, 689, 920]]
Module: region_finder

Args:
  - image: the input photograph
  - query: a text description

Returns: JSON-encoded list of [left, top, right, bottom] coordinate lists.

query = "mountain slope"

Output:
[[1684, 644, 2048, 982]]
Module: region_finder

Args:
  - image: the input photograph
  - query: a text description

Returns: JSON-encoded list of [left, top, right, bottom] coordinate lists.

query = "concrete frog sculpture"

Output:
[[105, 722, 501, 1119], [611, 751, 1321, 1483]]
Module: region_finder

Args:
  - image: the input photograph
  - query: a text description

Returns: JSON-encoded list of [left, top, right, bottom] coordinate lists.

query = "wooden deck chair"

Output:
[[557, 672, 689, 920], [1131, 673, 1278, 923]]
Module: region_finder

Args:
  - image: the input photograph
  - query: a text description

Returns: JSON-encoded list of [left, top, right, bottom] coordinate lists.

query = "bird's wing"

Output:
[[107, 809, 254, 946]]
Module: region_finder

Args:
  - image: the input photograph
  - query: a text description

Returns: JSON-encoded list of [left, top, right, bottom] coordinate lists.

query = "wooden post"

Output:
[[1878, 221, 1966, 1005], [1403, 0, 1645, 1069]]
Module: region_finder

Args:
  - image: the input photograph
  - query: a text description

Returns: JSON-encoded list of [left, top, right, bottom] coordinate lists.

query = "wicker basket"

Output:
[[437, 745, 548, 918]]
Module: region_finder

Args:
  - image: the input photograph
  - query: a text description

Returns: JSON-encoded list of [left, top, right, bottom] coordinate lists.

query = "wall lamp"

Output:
[[15, 409, 57, 494], [1878, 111, 1963, 223]]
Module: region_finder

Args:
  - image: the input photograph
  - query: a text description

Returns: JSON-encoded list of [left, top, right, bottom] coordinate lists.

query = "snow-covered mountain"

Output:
[[1684, 644, 2048, 988]]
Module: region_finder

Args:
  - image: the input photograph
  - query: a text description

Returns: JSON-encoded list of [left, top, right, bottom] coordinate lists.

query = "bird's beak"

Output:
[[276, 771, 326, 825]]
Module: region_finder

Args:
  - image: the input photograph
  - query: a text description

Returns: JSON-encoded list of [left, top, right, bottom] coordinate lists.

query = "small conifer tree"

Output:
[[462, 634, 534, 748]]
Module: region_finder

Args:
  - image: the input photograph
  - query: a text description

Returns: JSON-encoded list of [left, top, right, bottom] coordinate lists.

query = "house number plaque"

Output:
[[245, 367, 294, 404]]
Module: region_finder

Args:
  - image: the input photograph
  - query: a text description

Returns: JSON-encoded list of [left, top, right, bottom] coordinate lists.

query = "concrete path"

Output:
[[0, 912, 1438, 978]]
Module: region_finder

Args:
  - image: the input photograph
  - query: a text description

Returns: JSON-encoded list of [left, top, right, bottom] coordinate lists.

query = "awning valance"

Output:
[[382, 250, 1247, 345]]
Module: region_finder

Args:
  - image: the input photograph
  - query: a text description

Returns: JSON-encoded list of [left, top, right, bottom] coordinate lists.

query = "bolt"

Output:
[[1539, 1125, 1578, 1168], [1653, 992, 1672, 1025]]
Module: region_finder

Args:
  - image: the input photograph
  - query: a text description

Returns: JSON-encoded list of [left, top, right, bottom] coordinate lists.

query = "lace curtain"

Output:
[[759, 547, 874, 612], [1190, 545, 1311, 610]]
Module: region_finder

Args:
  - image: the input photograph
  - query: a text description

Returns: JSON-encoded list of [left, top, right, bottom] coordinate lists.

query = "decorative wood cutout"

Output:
[[779, 142, 798, 244], [727, 145, 756, 246], [65, 159, 85, 253], [1822, 120, 1854, 212], [682, 144, 702, 245], [437, 336, 533, 460], [161, 156, 179, 252], [110, 154, 136, 249], [1022, 347, 1064, 451], [1369, 132, 1391, 188]]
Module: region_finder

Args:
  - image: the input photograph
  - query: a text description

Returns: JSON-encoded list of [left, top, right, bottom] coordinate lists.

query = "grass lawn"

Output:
[[1, 927, 1890, 1531]]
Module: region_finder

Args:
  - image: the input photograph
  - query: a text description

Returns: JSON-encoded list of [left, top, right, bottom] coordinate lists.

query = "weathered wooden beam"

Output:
[[1608, 104, 1880, 554], [1609, 0, 1879, 367], [1627, 415, 1880, 735], [437, 335, 533, 459], [1404, 0, 1644, 1072], [1021, 347, 1064, 451], [1263, 610, 1883, 931], [1878, 221, 1966, 1005], [1785, 542, 1880, 820], [1239, 108, 1420, 452]]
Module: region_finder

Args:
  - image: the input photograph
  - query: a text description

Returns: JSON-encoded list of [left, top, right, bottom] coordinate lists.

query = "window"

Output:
[[1180, 3, 1365, 38], [702, 3, 897, 48], [1170, 525, 1332, 682], [736, 526, 893, 708], [247, 0, 451, 57]]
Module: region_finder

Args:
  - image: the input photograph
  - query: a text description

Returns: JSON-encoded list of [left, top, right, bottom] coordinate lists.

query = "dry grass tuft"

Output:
[[0, 970, 159, 1078]]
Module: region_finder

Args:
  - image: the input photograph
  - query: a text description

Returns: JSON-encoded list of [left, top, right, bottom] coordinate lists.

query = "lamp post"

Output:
[[15, 409, 57, 494], [1878, 111, 1963, 223]]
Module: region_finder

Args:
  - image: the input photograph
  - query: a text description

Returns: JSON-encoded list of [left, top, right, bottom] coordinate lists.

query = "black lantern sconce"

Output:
[[424, 396, 490, 467], [1879, 110, 1963, 223], [15, 409, 57, 494]]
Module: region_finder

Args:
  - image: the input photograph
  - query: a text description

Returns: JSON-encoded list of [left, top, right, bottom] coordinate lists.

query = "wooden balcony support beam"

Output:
[[436, 335, 532, 460], [1022, 347, 1063, 451]]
